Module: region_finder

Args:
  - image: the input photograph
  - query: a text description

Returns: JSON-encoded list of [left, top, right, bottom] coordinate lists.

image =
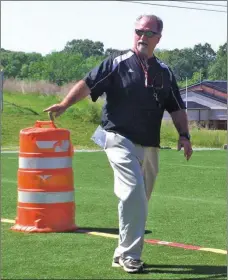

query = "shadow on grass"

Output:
[[143, 264, 227, 279], [73, 227, 152, 235]]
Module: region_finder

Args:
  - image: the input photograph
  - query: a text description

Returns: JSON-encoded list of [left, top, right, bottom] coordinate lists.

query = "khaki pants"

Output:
[[104, 131, 159, 260]]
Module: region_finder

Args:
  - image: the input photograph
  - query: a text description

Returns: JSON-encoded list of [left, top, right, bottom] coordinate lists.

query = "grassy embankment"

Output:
[[2, 91, 226, 149]]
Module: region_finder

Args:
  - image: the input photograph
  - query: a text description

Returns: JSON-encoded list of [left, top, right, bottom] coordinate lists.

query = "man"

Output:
[[44, 14, 193, 274]]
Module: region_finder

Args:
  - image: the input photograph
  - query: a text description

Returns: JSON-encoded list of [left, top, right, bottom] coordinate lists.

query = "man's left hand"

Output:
[[178, 137, 193, 161]]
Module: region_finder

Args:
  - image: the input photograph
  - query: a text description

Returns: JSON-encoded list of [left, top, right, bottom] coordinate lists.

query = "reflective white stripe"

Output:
[[171, 87, 182, 109], [90, 51, 134, 91], [18, 191, 74, 203], [36, 141, 57, 149], [19, 157, 72, 169], [36, 140, 70, 152], [55, 140, 70, 152], [112, 51, 134, 71]]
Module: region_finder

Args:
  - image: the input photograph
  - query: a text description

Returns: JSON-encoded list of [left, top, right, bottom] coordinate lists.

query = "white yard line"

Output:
[[1, 148, 223, 154], [1, 179, 16, 183], [163, 163, 225, 169], [1, 149, 103, 153], [1, 151, 19, 153], [153, 193, 226, 205], [1, 218, 15, 223]]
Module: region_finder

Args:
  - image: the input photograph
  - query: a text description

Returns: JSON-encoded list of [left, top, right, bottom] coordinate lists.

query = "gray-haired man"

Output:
[[44, 14, 193, 273]]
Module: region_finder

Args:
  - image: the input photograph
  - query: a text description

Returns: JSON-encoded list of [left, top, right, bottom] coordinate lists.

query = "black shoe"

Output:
[[119, 258, 144, 273]]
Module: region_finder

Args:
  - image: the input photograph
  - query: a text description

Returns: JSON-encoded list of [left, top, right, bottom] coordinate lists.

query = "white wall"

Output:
[[163, 109, 210, 121], [210, 109, 227, 120], [163, 108, 226, 121], [162, 91, 227, 121]]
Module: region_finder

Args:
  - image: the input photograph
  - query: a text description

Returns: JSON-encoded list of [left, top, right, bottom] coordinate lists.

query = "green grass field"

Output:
[[1, 150, 226, 279]]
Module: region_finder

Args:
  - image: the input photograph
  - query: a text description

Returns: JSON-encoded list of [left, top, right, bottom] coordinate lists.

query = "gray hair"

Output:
[[135, 14, 163, 34]]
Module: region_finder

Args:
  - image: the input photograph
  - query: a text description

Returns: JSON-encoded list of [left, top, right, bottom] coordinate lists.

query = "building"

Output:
[[163, 80, 227, 130]]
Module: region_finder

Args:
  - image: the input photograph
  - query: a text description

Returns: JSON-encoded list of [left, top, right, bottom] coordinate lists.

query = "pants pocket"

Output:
[[104, 131, 116, 150]]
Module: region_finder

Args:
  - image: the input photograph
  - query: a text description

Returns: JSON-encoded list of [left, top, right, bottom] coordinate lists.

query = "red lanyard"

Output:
[[132, 49, 161, 106], [133, 48, 149, 87]]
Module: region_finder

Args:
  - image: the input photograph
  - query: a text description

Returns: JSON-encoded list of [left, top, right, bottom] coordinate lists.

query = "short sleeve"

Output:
[[83, 56, 113, 102], [164, 71, 186, 113]]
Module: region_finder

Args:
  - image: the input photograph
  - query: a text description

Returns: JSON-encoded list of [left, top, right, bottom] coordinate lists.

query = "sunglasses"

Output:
[[135, 29, 158, 38]]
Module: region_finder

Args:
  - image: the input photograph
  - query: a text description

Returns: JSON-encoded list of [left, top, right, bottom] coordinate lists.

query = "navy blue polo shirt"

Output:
[[83, 50, 185, 147]]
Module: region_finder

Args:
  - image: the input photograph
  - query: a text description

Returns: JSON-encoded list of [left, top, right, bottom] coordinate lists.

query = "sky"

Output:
[[1, 1, 227, 56]]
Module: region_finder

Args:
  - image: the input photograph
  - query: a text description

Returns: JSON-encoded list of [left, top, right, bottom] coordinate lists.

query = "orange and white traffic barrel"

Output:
[[11, 116, 77, 233]]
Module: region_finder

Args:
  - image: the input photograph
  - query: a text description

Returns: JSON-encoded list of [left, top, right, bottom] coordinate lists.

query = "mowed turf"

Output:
[[1, 150, 227, 279]]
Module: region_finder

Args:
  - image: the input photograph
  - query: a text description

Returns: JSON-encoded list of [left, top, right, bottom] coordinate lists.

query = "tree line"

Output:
[[1, 39, 226, 88]]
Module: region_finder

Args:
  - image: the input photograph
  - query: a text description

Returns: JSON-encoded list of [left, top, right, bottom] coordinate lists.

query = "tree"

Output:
[[208, 43, 227, 80], [26, 52, 43, 64], [155, 44, 216, 82], [156, 48, 196, 82], [178, 71, 204, 89], [193, 43, 216, 77], [63, 39, 104, 58], [0, 49, 44, 79], [20, 64, 29, 79], [1, 41, 222, 85], [28, 61, 46, 81], [42, 51, 99, 84], [172, 48, 196, 81]]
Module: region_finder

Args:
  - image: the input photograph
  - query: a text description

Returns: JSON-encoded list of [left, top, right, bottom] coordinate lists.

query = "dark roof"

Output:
[[194, 90, 226, 104], [180, 80, 227, 94], [181, 90, 226, 104], [202, 80, 227, 93]]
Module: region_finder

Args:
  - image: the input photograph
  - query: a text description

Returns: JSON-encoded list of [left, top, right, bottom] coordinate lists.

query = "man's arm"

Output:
[[164, 70, 190, 136], [170, 109, 189, 134], [44, 55, 113, 117], [61, 80, 91, 108], [170, 109, 193, 161], [44, 80, 91, 118], [164, 70, 193, 160]]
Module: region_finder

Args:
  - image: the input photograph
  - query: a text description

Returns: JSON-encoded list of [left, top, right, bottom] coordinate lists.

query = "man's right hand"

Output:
[[43, 103, 67, 118]]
